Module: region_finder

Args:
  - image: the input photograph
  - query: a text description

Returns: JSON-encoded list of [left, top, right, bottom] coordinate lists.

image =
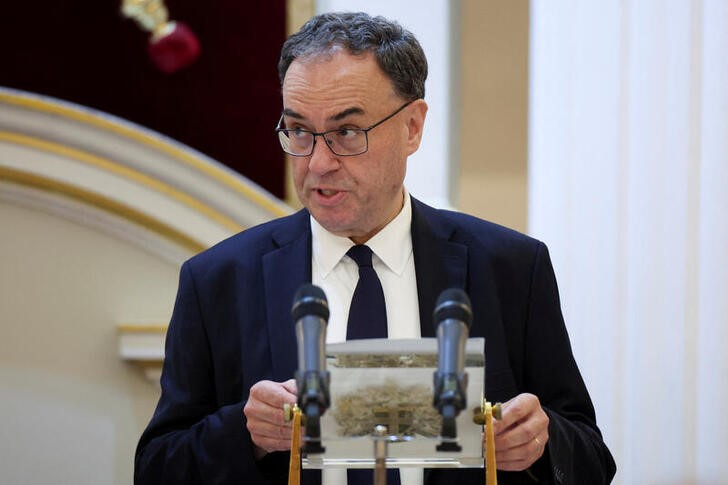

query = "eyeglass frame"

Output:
[[275, 99, 416, 157]]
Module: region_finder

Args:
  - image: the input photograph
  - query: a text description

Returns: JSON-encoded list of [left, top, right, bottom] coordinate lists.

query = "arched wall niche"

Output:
[[1, 87, 292, 375], [0, 88, 291, 483]]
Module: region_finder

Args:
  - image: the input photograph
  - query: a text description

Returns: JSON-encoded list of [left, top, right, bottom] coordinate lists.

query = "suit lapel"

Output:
[[262, 211, 312, 381], [410, 197, 468, 338], [262, 199, 470, 376]]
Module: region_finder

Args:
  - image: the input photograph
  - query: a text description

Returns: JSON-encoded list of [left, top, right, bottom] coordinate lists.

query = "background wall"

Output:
[[0, 202, 176, 484], [458, 0, 529, 233]]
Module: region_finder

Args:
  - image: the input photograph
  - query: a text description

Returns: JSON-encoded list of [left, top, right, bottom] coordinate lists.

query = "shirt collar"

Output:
[[311, 189, 413, 277]]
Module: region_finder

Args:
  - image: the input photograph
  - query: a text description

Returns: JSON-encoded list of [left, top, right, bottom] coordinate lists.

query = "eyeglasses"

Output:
[[275, 100, 415, 157]]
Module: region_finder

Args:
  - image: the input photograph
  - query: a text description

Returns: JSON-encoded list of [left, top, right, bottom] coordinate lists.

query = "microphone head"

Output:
[[434, 288, 473, 328], [292, 284, 330, 322]]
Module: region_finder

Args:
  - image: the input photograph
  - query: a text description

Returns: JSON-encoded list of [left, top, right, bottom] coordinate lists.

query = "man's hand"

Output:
[[492, 393, 549, 471], [243, 379, 298, 458]]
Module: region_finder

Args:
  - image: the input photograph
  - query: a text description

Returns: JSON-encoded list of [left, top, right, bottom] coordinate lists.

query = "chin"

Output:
[[317, 220, 352, 237], [310, 210, 345, 231]]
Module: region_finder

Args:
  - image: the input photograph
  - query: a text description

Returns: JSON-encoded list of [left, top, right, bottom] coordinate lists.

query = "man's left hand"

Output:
[[491, 393, 549, 471]]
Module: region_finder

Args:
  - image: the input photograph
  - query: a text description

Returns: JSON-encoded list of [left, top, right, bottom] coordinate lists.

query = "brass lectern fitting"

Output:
[[283, 403, 300, 422], [472, 402, 502, 425]]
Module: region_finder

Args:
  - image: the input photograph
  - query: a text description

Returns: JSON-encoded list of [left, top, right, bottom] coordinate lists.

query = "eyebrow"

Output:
[[282, 106, 366, 122], [330, 107, 365, 121]]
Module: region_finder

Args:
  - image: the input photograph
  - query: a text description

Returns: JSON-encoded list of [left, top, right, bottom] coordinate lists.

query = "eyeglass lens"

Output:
[[279, 129, 367, 156]]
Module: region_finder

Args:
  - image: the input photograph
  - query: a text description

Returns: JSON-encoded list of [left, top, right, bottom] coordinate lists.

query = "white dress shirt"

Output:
[[311, 190, 423, 485], [311, 190, 421, 344]]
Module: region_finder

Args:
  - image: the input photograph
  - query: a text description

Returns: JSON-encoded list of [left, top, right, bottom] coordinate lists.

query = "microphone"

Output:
[[432, 288, 473, 451], [292, 284, 330, 454]]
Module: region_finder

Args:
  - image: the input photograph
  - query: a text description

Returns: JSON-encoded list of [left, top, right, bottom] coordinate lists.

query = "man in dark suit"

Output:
[[135, 12, 616, 485]]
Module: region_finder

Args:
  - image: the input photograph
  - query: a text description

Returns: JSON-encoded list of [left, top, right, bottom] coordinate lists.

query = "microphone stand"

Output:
[[433, 372, 468, 451], [432, 288, 473, 453], [297, 370, 329, 454], [373, 425, 389, 485]]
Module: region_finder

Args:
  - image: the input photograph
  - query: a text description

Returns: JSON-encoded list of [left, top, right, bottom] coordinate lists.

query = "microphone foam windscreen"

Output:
[[292, 284, 330, 322], [434, 288, 473, 328]]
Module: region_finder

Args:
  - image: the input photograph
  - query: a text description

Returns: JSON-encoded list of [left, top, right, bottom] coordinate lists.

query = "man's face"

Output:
[[281, 51, 427, 244]]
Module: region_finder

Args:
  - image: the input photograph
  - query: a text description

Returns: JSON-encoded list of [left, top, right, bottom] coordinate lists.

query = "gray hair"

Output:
[[278, 12, 427, 100]]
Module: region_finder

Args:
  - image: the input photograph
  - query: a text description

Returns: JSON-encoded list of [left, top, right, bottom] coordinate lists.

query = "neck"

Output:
[[349, 189, 406, 245]]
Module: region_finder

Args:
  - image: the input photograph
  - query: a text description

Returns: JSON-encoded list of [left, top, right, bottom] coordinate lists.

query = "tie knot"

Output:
[[347, 245, 373, 268]]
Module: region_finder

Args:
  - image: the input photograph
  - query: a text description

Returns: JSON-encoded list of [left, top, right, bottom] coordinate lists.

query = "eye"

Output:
[[289, 127, 309, 139], [336, 127, 359, 138]]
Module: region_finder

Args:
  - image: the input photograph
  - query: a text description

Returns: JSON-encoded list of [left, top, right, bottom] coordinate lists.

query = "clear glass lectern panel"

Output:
[[303, 338, 485, 469]]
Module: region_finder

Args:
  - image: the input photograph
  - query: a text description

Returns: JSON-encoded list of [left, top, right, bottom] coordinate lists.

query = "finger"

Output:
[[249, 380, 298, 408], [494, 417, 546, 451], [493, 393, 538, 435], [244, 396, 288, 426], [246, 381, 298, 424], [495, 414, 549, 453], [250, 435, 293, 453], [281, 378, 298, 395], [249, 419, 306, 453], [244, 380, 300, 454], [495, 434, 543, 459], [496, 457, 532, 472], [247, 417, 293, 440], [495, 432, 548, 471], [248, 426, 292, 452], [246, 410, 296, 453], [248, 422, 291, 443]]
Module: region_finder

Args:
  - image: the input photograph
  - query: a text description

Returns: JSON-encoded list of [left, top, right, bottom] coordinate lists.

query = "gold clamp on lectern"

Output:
[[284, 338, 500, 485], [286, 403, 303, 485], [473, 395, 503, 485]]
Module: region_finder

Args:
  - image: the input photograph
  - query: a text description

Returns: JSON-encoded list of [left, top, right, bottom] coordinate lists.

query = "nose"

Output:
[[307, 136, 340, 175]]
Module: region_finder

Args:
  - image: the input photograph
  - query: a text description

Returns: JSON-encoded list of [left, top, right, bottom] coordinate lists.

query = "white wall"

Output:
[[0, 201, 175, 484]]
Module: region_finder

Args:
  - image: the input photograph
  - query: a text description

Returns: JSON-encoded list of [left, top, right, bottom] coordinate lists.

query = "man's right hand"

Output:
[[243, 379, 298, 458]]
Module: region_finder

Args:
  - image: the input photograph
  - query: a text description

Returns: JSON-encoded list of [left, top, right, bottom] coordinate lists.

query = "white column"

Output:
[[695, 0, 728, 479], [315, 1, 455, 208], [530, 0, 728, 483]]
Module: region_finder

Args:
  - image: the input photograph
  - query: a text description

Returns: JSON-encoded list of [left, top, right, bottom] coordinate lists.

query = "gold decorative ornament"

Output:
[[121, 0, 171, 39], [120, 0, 201, 74]]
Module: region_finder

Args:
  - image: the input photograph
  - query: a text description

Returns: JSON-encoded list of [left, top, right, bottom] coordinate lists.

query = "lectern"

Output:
[[286, 338, 499, 485]]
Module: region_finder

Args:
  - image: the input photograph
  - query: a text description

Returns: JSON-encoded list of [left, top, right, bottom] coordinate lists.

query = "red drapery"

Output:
[[0, 1, 287, 198]]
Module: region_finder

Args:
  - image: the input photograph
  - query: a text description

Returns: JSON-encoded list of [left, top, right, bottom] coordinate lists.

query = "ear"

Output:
[[404, 99, 428, 156]]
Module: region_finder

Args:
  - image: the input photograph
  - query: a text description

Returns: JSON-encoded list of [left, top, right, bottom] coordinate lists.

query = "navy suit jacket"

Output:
[[135, 197, 616, 484]]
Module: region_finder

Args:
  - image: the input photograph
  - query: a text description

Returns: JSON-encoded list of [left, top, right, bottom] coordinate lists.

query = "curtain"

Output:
[[529, 1, 728, 482]]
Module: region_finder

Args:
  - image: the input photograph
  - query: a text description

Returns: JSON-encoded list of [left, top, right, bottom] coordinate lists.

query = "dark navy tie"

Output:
[[346, 245, 388, 340], [345, 245, 400, 485]]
